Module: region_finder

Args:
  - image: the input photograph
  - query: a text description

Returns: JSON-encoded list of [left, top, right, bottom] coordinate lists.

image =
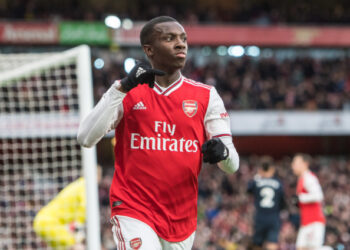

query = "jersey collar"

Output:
[[153, 75, 183, 96]]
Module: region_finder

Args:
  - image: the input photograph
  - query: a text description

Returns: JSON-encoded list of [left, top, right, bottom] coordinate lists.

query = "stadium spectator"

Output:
[[247, 156, 286, 250], [3, 0, 350, 25], [92, 55, 350, 111], [78, 16, 239, 249]]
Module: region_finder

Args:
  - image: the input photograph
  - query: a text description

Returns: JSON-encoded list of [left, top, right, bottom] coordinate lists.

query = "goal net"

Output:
[[0, 46, 100, 250]]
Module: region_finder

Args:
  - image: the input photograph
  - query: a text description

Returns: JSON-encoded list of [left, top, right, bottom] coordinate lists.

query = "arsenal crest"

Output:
[[130, 238, 142, 249], [182, 100, 198, 117]]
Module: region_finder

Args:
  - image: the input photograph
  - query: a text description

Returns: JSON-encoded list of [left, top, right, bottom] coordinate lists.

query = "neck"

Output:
[[262, 172, 273, 178], [299, 168, 308, 177], [155, 70, 182, 88]]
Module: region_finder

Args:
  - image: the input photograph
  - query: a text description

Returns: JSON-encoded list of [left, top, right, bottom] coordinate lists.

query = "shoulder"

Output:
[[247, 179, 256, 192], [181, 77, 216, 108], [57, 177, 85, 200], [182, 78, 225, 107], [304, 171, 317, 180], [275, 177, 283, 184], [182, 77, 213, 91], [75, 177, 86, 189], [66, 177, 85, 189], [248, 179, 256, 186], [306, 171, 319, 182]]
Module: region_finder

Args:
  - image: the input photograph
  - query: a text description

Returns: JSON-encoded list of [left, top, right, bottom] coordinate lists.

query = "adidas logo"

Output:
[[136, 67, 146, 78], [133, 101, 147, 110]]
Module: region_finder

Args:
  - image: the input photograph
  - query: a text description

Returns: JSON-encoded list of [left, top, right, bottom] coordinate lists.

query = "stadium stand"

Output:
[[2, 1, 350, 249], [3, 0, 350, 25], [91, 55, 350, 110]]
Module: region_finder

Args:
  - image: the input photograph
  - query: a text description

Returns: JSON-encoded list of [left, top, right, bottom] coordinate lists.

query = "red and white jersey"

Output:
[[296, 171, 325, 226], [77, 75, 239, 242]]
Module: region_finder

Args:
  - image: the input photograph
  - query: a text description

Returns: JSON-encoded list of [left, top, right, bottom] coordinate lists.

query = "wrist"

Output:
[[115, 79, 128, 93]]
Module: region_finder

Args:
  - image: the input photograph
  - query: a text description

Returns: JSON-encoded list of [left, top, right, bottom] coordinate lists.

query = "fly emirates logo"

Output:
[[130, 121, 199, 153]]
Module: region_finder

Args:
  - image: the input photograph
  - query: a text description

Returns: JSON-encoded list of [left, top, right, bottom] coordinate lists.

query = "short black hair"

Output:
[[295, 153, 312, 165], [140, 16, 178, 45], [260, 156, 274, 171]]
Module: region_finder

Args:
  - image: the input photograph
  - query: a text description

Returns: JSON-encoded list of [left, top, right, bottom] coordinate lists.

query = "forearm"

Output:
[[203, 87, 239, 173], [217, 136, 239, 174], [77, 82, 126, 147]]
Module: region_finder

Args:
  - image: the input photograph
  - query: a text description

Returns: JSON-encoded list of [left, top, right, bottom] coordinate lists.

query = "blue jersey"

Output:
[[247, 176, 285, 221]]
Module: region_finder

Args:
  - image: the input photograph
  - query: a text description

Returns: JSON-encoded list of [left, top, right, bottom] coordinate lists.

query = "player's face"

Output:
[[291, 156, 303, 176], [145, 22, 188, 73]]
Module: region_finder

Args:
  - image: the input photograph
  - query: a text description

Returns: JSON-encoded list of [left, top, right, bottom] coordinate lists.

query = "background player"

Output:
[[33, 177, 86, 250], [247, 156, 286, 250], [33, 166, 102, 250], [291, 153, 328, 250], [77, 16, 239, 249]]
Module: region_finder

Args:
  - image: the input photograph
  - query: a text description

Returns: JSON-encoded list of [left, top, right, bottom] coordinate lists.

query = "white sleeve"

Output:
[[298, 172, 324, 203], [204, 87, 239, 174], [77, 81, 126, 148]]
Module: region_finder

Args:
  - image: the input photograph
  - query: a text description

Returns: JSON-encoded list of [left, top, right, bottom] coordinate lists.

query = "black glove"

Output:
[[291, 194, 299, 208], [201, 138, 229, 164], [121, 61, 165, 92]]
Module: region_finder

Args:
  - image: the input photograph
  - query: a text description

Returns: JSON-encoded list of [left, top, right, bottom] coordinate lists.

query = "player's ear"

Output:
[[143, 45, 154, 57]]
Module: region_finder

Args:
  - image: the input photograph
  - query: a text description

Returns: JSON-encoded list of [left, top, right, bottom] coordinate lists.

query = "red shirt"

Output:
[[110, 77, 213, 241], [296, 171, 325, 226]]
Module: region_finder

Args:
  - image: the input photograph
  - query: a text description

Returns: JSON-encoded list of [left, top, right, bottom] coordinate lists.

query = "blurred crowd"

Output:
[[93, 55, 350, 110], [3, 0, 350, 25], [97, 155, 350, 250]]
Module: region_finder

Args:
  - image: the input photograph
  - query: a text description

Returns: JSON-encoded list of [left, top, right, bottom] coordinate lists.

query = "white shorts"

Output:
[[111, 215, 195, 250], [296, 222, 325, 248]]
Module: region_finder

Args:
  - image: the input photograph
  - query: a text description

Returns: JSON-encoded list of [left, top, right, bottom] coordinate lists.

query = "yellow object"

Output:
[[33, 177, 86, 249]]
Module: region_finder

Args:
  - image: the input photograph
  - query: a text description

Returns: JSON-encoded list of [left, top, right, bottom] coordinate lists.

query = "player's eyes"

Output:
[[164, 35, 187, 42]]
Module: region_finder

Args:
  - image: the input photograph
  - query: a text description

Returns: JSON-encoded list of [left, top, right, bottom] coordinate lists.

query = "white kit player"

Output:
[[291, 154, 329, 250], [78, 16, 239, 250]]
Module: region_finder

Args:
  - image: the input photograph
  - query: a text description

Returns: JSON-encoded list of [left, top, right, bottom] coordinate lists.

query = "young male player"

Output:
[[77, 16, 239, 249], [291, 154, 326, 250], [247, 156, 286, 250]]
